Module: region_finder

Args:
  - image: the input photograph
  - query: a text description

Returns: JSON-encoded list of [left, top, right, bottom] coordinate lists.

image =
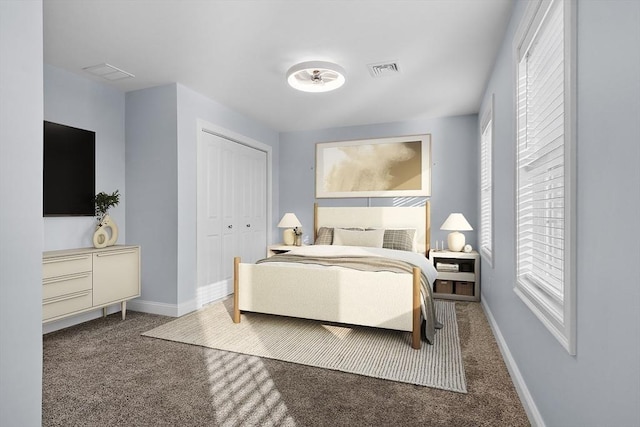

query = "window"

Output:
[[480, 96, 494, 265], [514, 0, 576, 355]]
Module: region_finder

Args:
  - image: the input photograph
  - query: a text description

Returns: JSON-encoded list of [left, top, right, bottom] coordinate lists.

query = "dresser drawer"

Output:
[[43, 290, 92, 321], [43, 272, 92, 300], [43, 254, 92, 279]]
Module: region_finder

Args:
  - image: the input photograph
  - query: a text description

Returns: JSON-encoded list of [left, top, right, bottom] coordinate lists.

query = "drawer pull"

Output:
[[43, 290, 91, 305], [95, 249, 137, 257], [43, 272, 91, 285], [43, 255, 91, 264]]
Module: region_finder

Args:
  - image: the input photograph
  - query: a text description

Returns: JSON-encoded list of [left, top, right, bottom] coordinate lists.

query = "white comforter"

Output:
[[272, 245, 438, 289]]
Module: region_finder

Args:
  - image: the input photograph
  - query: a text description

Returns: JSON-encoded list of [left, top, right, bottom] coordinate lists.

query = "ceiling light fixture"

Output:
[[287, 61, 346, 93]]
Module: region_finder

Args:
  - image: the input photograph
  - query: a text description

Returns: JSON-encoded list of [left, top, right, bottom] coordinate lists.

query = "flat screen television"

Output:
[[43, 121, 95, 216]]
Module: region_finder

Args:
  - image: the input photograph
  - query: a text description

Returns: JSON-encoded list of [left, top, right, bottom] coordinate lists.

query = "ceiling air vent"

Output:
[[83, 63, 135, 81], [367, 61, 400, 78]]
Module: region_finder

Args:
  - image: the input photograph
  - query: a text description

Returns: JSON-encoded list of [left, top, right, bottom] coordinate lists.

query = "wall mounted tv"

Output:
[[43, 121, 95, 216]]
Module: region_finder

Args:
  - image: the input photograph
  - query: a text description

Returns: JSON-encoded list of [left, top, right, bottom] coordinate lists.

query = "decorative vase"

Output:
[[93, 214, 119, 248]]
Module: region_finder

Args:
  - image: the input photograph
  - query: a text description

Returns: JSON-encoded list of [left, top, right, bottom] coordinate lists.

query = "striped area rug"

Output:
[[142, 298, 467, 393]]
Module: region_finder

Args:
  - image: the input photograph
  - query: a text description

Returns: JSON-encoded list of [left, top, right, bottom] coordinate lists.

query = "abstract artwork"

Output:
[[316, 134, 431, 198]]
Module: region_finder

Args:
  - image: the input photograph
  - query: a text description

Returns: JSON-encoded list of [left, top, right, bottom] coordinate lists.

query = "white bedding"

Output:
[[268, 245, 438, 289]]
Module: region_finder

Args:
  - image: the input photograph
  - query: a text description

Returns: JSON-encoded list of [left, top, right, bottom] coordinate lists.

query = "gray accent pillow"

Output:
[[364, 228, 417, 252], [314, 227, 365, 245], [383, 229, 416, 252], [315, 227, 333, 245]]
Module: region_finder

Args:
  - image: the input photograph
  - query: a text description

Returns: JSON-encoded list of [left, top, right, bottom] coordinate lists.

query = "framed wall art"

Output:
[[315, 134, 431, 198]]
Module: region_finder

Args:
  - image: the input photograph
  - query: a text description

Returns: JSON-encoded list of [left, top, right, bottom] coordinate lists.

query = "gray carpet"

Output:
[[43, 302, 530, 426], [142, 298, 466, 392]]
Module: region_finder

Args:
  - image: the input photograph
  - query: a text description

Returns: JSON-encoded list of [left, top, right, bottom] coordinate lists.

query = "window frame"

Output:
[[480, 94, 494, 266], [513, 0, 577, 355]]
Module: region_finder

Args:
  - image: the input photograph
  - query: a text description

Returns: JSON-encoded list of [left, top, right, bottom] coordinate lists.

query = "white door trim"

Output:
[[196, 119, 272, 308]]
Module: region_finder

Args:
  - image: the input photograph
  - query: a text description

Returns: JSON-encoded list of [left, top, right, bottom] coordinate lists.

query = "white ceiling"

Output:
[[43, 0, 514, 133]]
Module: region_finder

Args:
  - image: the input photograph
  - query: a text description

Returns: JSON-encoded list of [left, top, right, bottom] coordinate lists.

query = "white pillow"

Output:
[[332, 228, 385, 248]]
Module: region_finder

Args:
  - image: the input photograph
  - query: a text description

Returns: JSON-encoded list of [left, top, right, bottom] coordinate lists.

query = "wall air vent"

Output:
[[367, 61, 400, 78]]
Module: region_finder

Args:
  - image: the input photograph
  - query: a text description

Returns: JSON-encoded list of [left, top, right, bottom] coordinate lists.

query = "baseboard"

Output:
[[43, 305, 123, 334], [197, 282, 232, 304], [126, 299, 179, 317], [127, 288, 232, 318], [178, 289, 233, 317], [481, 299, 545, 427]]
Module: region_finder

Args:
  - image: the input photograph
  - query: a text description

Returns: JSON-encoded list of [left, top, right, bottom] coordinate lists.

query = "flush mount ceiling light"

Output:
[[287, 61, 346, 93], [83, 63, 135, 81]]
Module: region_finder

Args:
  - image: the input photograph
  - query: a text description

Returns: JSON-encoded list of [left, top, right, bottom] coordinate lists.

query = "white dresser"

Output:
[[42, 245, 140, 323]]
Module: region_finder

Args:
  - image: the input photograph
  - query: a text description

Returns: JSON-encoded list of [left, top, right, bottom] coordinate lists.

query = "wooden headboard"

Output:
[[313, 201, 431, 254]]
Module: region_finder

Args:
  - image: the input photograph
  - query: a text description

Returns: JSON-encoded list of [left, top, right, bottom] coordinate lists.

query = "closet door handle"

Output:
[[227, 225, 233, 229]]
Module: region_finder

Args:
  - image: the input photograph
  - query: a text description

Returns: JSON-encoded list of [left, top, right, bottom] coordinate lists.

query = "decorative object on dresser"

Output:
[[93, 190, 120, 248], [42, 245, 140, 324], [431, 250, 480, 302], [440, 213, 473, 252], [277, 213, 302, 246]]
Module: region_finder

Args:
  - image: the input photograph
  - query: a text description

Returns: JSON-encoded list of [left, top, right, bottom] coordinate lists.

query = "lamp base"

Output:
[[447, 231, 465, 252], [283, 229, 295, 245]]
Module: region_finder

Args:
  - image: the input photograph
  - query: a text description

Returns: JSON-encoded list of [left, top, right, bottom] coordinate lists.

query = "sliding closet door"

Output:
[[197, 131, 267, 302]]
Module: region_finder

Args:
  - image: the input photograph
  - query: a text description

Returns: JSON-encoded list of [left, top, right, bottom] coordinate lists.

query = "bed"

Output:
[[232, 202, 438, 349]]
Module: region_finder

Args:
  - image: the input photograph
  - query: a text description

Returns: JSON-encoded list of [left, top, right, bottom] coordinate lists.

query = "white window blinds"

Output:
[[480, 109, 493, 262], [515, 0, 575, 354]]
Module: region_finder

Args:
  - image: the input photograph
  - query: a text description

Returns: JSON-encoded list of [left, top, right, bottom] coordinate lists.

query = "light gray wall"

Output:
[[0, 1, 44, 425], [126, 83, 279, 310], [175, 83, 279, 306], [479, 1, 640, 425], [44, 64, 126, 251], [278, 115, 479, 248], [125, 84, 178, 305]]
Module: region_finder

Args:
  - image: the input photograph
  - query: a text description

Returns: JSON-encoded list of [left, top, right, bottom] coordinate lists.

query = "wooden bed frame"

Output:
[[233, 202, 431, 349]]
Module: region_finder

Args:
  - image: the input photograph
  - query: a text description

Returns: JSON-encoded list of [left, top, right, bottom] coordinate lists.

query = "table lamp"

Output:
[[440, 213, 473, 252], [278, 213, 302, 245]]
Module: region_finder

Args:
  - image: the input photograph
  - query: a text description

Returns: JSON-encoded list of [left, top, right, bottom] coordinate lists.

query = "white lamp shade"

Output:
[[440, 213, 473, 231], [277, 213, 301, 228]]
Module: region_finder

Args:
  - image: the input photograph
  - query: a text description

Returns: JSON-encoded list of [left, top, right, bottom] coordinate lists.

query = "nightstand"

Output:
[[430, 250, 480, 301], [267, 244, 298, 257]]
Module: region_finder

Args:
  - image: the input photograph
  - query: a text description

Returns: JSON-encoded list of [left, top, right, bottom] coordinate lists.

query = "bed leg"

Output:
[[233, 257, 241, 323], [412, 267, 422, 350]]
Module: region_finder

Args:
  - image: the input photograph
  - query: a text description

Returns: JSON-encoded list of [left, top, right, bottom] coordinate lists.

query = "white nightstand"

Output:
[[430, 250, 480, 301]]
